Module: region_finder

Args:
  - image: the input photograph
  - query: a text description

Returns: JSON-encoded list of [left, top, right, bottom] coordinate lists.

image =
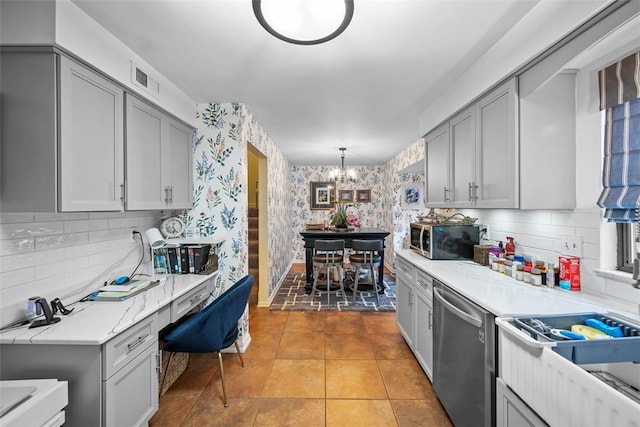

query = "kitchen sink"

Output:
[[496, 313, 640, 426]]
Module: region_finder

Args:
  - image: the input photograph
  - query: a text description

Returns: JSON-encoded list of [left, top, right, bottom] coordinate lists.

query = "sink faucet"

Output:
[[633, 222, 640, 289]]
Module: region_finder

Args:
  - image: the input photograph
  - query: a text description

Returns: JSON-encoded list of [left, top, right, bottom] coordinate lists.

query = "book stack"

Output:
[[89, 279, 160, 301], [153, 244, 212, 274]]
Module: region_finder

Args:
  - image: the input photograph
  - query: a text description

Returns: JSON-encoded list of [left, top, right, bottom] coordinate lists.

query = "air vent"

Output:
[[131, 61, 160, 98], [135, 67, 148, 88]]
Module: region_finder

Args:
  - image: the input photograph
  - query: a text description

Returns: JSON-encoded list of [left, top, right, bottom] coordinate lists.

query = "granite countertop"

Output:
[[396, 249, 640, 323], [0, 272, 217, 346]]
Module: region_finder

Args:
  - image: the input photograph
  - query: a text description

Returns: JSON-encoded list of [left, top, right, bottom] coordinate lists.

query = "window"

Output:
[[596, 51, 639, 274]]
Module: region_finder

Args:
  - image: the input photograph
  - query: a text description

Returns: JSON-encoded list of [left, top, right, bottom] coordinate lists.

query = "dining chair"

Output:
[[350, 239, 383, 304], [311, 239, 347, 304], [161, 274, 254, 407]]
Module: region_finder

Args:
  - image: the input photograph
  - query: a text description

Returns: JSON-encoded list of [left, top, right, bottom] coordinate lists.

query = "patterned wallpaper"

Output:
[[289, 138, 432, 269], [185, 103, 292, 302]]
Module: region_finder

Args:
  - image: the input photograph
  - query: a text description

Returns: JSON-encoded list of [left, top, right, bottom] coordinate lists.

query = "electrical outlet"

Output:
[[560, 234, 582, 257]]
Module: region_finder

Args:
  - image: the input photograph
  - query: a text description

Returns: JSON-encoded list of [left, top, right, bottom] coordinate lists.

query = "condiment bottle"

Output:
[[511, 261, 520, 279], [505, 260, 513, 277], [498, 257, 506, 274], [505, 236, 515, 257], [530, 268, 542, 286], [546, 263, 556, 288], [535, 261, 547, 286], [516, 265, 524, 281]]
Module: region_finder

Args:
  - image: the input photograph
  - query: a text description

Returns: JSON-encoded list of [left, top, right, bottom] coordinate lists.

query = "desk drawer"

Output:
[[170, 278, 214, 323], [415, 269, 433, 299], [103, 314, 158, 379], [397, 257, 414, 278]]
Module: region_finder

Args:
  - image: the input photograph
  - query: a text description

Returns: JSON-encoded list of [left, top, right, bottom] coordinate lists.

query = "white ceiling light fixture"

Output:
[[330, 147, 356, 184], [253, 0, 354, 45]]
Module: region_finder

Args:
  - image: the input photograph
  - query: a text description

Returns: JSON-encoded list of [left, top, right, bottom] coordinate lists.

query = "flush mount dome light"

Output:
[[253, 0, 354, 45]]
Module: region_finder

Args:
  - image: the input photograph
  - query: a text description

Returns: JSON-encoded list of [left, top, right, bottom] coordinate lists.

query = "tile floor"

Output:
[[150, 265, 453, 426]]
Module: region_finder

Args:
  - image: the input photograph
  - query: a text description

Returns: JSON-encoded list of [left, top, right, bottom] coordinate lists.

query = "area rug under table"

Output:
[[270, 271, 397, 312]]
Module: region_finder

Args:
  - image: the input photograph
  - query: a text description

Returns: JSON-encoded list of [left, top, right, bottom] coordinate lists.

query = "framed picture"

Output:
[[356, 189, 371, 203], [310, 181, 335, 210], [401, 183, 425, 209], [338, 189, 354, 203]]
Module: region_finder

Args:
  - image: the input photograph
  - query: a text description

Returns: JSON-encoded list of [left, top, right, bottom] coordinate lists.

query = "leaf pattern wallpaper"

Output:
[[186, 102, 293, 307], [187, 102, 428, 319]]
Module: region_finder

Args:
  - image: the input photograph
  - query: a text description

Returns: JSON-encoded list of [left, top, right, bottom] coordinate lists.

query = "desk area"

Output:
[[0, 272, 217, 427], [300, 228, 390, 293]]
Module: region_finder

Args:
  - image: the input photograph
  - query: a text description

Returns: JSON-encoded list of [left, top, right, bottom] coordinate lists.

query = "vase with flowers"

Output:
[[329, 202, 361, 228]]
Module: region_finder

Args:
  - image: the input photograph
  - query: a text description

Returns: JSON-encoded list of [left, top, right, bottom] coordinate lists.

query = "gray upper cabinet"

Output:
[[59, 56, 125, 211], [474, 78, 519, 208], [425, 124, 451, 207], [1, 51, 125, 212], [426, 78, 519, 209], [125, 94, 193, 210]]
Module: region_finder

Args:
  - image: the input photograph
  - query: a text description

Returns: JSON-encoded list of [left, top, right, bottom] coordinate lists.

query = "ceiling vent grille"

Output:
[[131, 61, 160, 98]]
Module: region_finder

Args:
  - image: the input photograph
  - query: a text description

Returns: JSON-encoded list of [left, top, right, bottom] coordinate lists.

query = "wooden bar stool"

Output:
[[311, 239, 346, 304], [350, 239, 383, 304]]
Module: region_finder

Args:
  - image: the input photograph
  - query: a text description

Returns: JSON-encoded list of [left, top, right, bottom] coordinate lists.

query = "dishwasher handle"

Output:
[[433, 287, 482, 328]]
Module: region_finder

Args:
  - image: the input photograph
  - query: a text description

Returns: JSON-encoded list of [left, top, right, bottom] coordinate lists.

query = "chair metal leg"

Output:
[[218, 352, 229, 407], [352, 266, 359, 303], [371, 265, 380, 305], [234, 340, 245, 367]]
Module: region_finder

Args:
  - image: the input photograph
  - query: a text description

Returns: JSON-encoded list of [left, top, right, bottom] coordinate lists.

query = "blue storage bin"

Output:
[[512, 312, 640, 364]]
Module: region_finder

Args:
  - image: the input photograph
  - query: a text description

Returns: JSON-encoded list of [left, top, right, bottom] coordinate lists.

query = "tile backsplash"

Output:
[[0, 211, 160, 326], [459, 207, 640, 310]]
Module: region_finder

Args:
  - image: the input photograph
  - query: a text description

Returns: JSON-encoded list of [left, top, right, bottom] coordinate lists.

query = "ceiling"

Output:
[[72, 0, 542, 166]]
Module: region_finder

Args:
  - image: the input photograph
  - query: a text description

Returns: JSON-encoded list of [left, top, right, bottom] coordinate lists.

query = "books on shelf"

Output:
[[153, 244, 212, 275]]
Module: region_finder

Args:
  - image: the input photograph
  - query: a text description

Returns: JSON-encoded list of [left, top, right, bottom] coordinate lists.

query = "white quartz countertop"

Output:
[[397, 249, 639, 322], [0, 272, 217, 346]]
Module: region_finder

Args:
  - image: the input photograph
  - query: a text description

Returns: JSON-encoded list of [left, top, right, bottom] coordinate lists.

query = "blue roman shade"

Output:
[[596, 51, 640, 223]]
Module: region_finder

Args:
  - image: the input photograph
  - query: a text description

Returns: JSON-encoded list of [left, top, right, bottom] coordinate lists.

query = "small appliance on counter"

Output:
[[409, 222, 480, 259]]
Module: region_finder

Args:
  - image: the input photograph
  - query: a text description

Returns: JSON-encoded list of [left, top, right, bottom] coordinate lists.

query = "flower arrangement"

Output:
[[329, 202, 361, 227]]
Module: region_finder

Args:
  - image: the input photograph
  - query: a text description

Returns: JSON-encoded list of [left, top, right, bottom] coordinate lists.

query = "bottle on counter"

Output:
[[516, 264, 524, 281], [535, 261, 547, 286], [546, 263, 556, 288], [505, 236, 515, 257], [530, 268, 542, 286]]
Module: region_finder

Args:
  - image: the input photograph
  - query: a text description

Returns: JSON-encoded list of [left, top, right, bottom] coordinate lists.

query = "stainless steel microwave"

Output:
[[409, 223, 479, 260]]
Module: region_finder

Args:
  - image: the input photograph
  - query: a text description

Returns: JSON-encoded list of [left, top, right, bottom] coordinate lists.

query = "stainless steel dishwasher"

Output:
[[433, 279, 495, 427]]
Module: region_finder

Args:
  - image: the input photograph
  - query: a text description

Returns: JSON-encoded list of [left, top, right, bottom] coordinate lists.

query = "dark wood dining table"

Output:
[[299, 228, 391, 294]]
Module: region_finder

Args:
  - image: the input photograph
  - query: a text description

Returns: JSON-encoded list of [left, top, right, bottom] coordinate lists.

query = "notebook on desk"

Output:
[[89, 280, 159, 302]]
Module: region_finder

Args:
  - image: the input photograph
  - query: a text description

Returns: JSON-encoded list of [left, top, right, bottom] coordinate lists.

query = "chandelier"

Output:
[[252, 0, 355, 46], [330, 147, 356, 183]]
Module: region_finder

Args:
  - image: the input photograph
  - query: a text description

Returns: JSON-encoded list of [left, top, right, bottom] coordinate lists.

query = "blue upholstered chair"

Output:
[[162, 275, 254, 407]]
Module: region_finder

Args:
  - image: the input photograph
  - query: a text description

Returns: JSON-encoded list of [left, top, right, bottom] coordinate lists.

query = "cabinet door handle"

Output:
[[468, 182, 473, 202], [409, 290, 414, 306], [127, 334, 150, 352], [169, 186, 173, 204], [443, 187, 450, 202], [189, 293, 203, 305], [164, 187, 170, 205], [120, 184, 125, 205], [471, 181, 478, 202], [428, 310, 433, 329], [156, 352, 162, 374]]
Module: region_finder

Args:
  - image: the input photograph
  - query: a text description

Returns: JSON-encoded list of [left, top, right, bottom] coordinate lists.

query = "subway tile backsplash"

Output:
[[0, 211, 160, 326], [460, 207, 640, 309]]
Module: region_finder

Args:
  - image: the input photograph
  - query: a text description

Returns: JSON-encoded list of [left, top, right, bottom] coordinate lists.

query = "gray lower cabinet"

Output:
[[125, 94, 193, 210], [396, 256, 434, 380], [1, 50, 125, 212], [396, 259, 415, 348], [496, 378, 548, 427], [413, 270, 434, 380]]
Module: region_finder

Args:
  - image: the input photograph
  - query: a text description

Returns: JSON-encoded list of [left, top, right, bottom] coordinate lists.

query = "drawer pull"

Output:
[[127, 334, 149, 352], [189, 294, 203, 305]]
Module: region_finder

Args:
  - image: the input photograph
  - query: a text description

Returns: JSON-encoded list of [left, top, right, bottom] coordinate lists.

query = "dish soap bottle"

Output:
[[505, 236, 515, 257]]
